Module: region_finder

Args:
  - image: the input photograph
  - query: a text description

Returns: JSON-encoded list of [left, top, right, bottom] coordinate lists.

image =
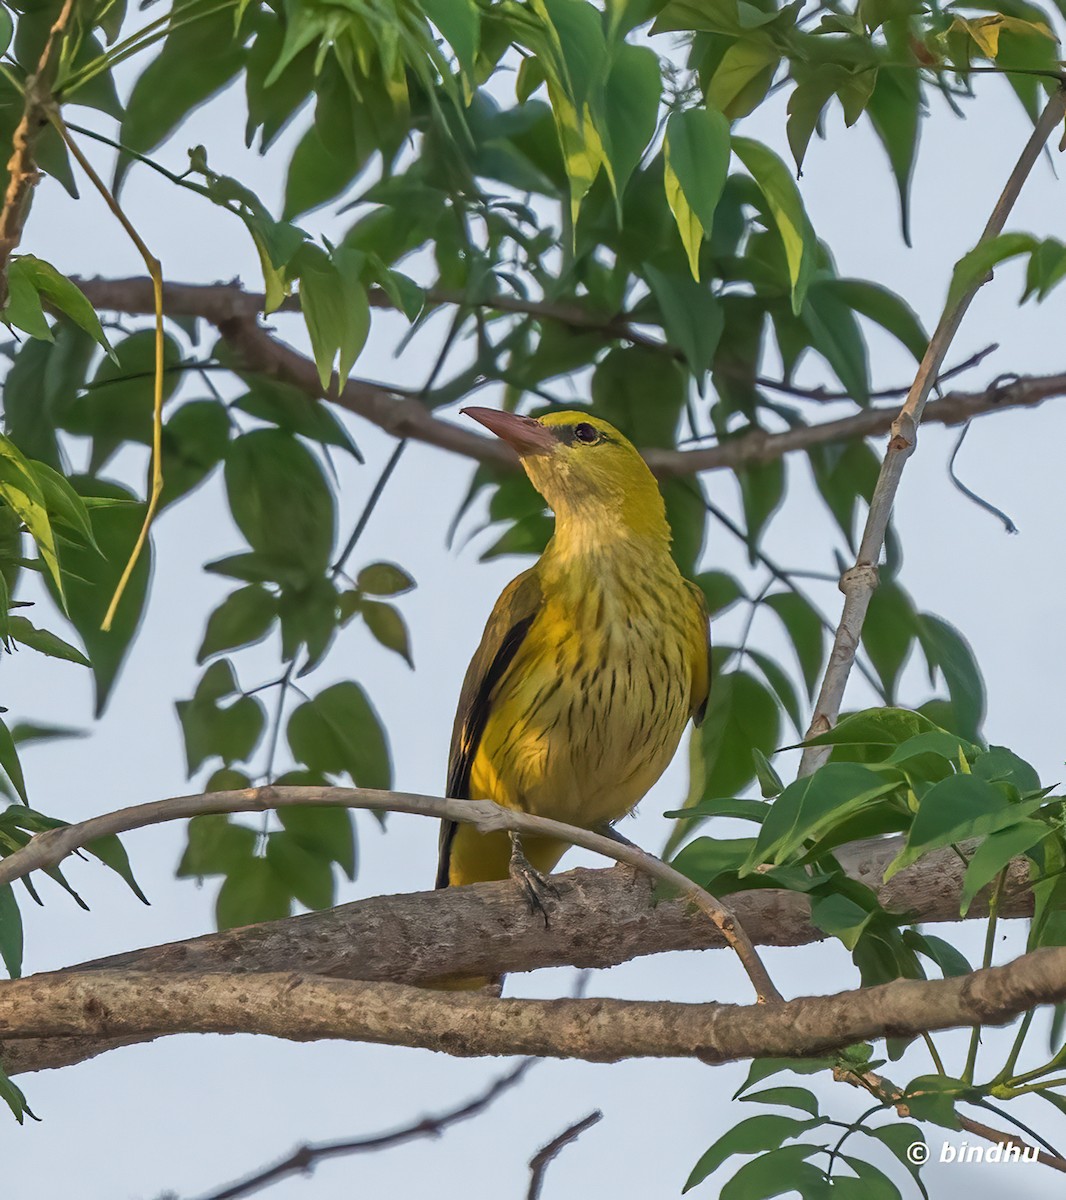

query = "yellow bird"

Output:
[[436, 408, 710, 904]]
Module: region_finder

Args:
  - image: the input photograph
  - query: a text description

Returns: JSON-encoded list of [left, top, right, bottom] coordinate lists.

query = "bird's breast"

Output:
[[470, 559, 698, 828]]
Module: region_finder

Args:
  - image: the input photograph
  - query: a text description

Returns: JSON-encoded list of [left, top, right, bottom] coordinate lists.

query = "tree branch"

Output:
[[0, 838, 1034, 1077], [800, 86, 1066, 773], [0, 0, 77, 301], [0, 784, 782, 1004], [2, 947, 1066, 1072], [527, 1110, 602, 1200], [190, 1060, 534, 1200], [71, 276, 1066, 478]]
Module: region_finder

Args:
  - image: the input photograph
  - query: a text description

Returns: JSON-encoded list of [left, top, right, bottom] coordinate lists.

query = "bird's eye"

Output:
[[574, 423, 598, 444]]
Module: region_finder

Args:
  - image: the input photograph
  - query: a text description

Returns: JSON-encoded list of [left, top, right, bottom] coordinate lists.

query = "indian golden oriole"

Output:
[[436, 408, 710, 905]]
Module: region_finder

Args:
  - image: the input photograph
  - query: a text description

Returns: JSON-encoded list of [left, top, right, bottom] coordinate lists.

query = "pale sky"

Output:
[[2, 34, 1065, 1200]]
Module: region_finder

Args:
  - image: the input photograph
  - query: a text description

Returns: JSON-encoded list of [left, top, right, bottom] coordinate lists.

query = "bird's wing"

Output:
[[436, 568, 544, 888], [685, 578, 712, 726]]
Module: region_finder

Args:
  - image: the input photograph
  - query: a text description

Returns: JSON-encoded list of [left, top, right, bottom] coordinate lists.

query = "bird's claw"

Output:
[[508, 831, 558, 927]]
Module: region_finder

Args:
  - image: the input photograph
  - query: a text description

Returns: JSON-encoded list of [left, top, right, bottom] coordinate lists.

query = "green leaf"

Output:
[[84, 832, 149, 904], [287, 682, 392, 790], [972, 745, 1041, 793], [745, 649, 802, 733], [904, 931, 971, 979], [684, 1116, 823, 1192], [644, 264, 723, 380], [706, 39, 778, 119], [63, 330, 182, 472], [861, 583, 915, 703], [738, 1087, 820, 1117], [839, 1155, 903, 1200], [279, 805, 357, 881], [802, 281, 869, 403], [6, 616, 91, 667], [9, 257, 115, 356], [914, 614, 985, 740], [901, 1075, 967, 1130], [866, 67, 920, 244], [744, 763, 901, 870], [0, 1060, 37, 1124], [808, 439, 880, 552], [601, 42, 661, 213], [266, 829, 335, 910], [764, 592, 824, 697], [197, 585, 277, 662], [116, 4, 247, 192], [736, 458, 785, 563], [799, 707, 941, 751], [0, 433, 63, 601], [866, 1124, 928, 1194], [356, 562, 416, 596], [884, 774, 1033, 880], [293, 244, 371, 388], [0, 717, 28, 804], [732, 137, 817, 314], [945, 232, 1037, 313], [666, 671, 779, 855], [360, 599, 413, 667], [422, 0, 480, 80], [694, 570, 746, 618], [224, 430, 335, 576], [177, 813, 256, 878], [719, 1144, 827, 1199], [832, 279, 927, 361], [177, 689, 266, 776], [0, 884, 22, 978], [216, 856, 292, 929], [232, 377, 361, 457], [664, 105, 730, 279], [959, 819, 1048, 915], [28, 460, 98, 549], [50, 479, 150, 716]]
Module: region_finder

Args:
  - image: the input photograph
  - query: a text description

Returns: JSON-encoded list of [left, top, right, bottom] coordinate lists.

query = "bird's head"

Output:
[[462, 407, 668, 540]]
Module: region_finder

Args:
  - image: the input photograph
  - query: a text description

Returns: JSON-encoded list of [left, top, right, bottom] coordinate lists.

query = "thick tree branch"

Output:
[[72, 276, 1066, 477], [0, 838, 1034, 1077], [0, 784, 782, 1003], [0, 0, 77, 300], [800, 86, 1066, 772], [2, 947, 1066, 1072]]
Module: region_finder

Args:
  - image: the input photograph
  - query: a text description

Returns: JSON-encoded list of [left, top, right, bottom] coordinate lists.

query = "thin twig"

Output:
[[798, 87, 1066, 775], [49, 114, 167, 631], [0, 784, 782, 1003], [527, 1111, 603, 1200], [191, 1060, 534, 1200]]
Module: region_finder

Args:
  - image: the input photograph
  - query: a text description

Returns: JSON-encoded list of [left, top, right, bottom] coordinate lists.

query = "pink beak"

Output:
[[462, 407, 557, 456]]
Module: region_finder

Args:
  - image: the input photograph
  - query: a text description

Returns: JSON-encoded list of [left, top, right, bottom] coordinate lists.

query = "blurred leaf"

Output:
[[959, 819, 1048, 915], [833, 278, 927, 360], [736, 458, 785, 563], [0, 716, 28, 806], [0, 884, 21, 978], [866, 67, 920, 244], [356, 562, 416, 597], [198, 585, 277, 662], [50, 479, 150, 716], [915, 614, 985, 739], [0, 1060, 37, 1124], [6, 616, 90, 667], [733, 136, 817, 314], [279, 804, 357, 881], [764, 592, 824, 697], [802, 281, 869, 403], [687, 1133, 822, 1195], [645, 264, 723, 380], [287, 682, 391, 790], [694, 570, 746, 618], [177, 813, 256, 878], [664, 105, 730, 279], [216, 856, 291, 929], [359, 599, 413, 667], [232, 377, 361, 457], [266, 829, 335, 910], [861, 582, 916, 702], [224, 430, 335, 576]]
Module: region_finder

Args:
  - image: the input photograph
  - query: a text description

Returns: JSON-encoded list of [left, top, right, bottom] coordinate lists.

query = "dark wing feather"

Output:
[[685, 579, 712, 726], [435, 569, 543, 888]]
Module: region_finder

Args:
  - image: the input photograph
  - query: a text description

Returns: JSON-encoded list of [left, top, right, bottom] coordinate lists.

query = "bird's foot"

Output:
[[508, 831, 558, 927]]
